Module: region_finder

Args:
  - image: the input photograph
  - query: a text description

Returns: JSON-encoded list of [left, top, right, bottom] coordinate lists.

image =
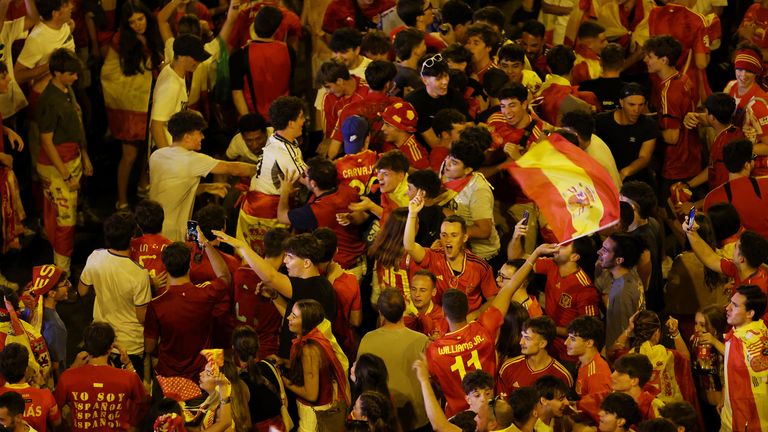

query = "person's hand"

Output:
[[682, 216, 699, 233], [281, 170, 300, 194], [196, 225, 210, 246], [672, 199, 693, 217], [71, 351, 90, 368], [683, 112, 702, 129], [513, 218, 528, 239], [336, 212, 351, 226], [82, 153, 93, 177], [627, 310, 641, 333], [0, 153, 12, 168], [212, 229, 248, 250], [408, 189, 425, 215], [348, 196, 372, 212], [6, 129, 23, 152], [150, 271, 169, 291], [666, 316, 679, 336], [503, 142, 522, 160], [533, 243, 559, 257], [412, 354, 430, 383], [204, 182, 230, 198], [697, 331, 718, 346], [65, 174, 80, 191], [113, 343, 130, 366]]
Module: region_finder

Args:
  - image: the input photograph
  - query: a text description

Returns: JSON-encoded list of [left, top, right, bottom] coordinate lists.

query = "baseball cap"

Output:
[[174, 34, 211, 62], [620, 82, 646, 100], [381, 102, 418, 133], [342, 115, 370, 154]]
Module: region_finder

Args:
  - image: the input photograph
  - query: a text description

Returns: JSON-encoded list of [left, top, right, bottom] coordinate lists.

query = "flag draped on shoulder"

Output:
[[505, 133, 620, 243]]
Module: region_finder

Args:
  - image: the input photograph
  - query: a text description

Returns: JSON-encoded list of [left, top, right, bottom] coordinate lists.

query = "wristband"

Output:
[[670, 332, 681, 339]]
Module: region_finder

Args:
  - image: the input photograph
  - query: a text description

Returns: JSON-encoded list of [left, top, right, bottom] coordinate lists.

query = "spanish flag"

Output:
[[506, 133, 620, 243]]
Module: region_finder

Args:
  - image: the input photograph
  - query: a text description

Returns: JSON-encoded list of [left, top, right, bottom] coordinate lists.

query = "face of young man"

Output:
[[726, 292, 753, 327], [377, 168, 405, 194], [466, 388, 494, 414], [323, 79, 347, 98], [332, 48, 361, 70], [519, 328, 547, 356], [442, 155, 470, 181], [410, 274, 436, 309], [439, 221, 468, 260], [610, 370, 635, 393], [520, 32, 543, 60], [283, 252, 309, 277], [598, 410, 624, 432], [53, 0, 74, 23], [618, 95, 645, 124], [541, 392, 570, 419], [465, 36, 490, 64], [499, 98, 528, 127], [552, 242, 575, 267], [242, 129, 267, 153], [422, 73, 449, 97], [499, 59, 525, 84], [565, 333, 588, 357], [288, 111, 306, 136], [597, 237, 620, 270], [735, 68, 757, 90], [643, 51, 665, 74]]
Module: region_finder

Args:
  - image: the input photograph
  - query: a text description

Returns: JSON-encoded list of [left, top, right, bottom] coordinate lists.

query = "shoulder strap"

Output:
[[724, 182, 733, 203], [518, 118, 537, 147], [242, 44, 259, 113], [749, 176, 762, 199], [260, 360, 289, 407]]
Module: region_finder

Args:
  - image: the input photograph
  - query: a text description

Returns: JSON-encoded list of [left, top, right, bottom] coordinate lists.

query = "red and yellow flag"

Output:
[[506, 133, 620, 243]]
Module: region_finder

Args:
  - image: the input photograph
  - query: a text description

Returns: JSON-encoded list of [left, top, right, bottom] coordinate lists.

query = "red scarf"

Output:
[[291, 327, 349, 404], [443, 175, 473, 193]]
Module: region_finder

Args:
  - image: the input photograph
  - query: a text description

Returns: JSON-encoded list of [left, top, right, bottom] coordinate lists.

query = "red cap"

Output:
[[381, 102, 418, 133]]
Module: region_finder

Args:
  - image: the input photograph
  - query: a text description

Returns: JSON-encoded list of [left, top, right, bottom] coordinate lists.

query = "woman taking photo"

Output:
[[101, 0, 164, 210], [285, 300, 349, 432]]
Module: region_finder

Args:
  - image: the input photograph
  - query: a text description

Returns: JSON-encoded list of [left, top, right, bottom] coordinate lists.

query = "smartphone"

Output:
[[187, 220, 200, 247], [522, 210, 530, 226], [687, 207, 696, 230]]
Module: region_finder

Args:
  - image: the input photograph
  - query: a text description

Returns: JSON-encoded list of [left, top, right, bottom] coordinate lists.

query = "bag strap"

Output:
[[724, 182, 733, 203], [242, 44, 259, 113], [260, 360, 289, 408]]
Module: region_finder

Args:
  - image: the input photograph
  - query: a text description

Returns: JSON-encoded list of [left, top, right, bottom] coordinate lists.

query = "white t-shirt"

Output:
[[16, 21, 75, 93], [0, 17, 28, 117], [163, 36, 220, 89], [79, 249, 152, 355], [149, 146, 219, 241], [150, 64, 188, 147], [226, 133, 261, 163], [586, 134, 623, 191], [448, 173, 500, 260], [250, 133, 306, 195]]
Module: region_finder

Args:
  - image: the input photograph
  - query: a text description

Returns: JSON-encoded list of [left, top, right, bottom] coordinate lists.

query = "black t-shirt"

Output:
[[594, 111, 660, 183], [416, 204, 445, 247], [278, 275, 337, 358], [631, 218, 665, 311], [578, 77, 627, 112], [405, 87, 469, 135], [240, 362, 283, 422]]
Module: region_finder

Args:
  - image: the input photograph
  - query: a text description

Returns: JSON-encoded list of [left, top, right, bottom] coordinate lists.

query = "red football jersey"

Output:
[[404, 303, 448, 340], [497, 355, 573, 397], [332, 92, 402, 150], [426, 306, 503, 417], [130, 234, 171, 278], [726, 80, 768, 176], [321, 76, 369, 138], [376, 255, 423, 301], [708, 126, 745, 190], [381, 134, 430, 170], [331, 270, 362, 357], [0, 383, 60, 432], [575, 354, 613, 397], [335, 150, 378, 196], [228, 2, 301, 49], [233, 267, 282, 359], [420, 248, 499, 312], [55, 365, 146, 431]]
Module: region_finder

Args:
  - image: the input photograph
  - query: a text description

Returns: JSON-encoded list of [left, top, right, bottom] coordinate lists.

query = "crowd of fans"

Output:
[[0, 0, 766, 429]]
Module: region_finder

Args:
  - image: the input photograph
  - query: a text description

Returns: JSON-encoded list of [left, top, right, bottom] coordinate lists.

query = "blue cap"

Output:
[[342, 115, 370, 155]]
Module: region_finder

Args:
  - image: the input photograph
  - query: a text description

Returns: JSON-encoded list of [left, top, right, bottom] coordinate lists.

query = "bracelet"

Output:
[[220, 397, 232, 405], [670, 332, 681, 339]]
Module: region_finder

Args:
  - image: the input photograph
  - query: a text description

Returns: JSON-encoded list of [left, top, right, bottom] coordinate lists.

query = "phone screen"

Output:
[[187, 220, 199, 244], [522, 210, 530, 226], [688, 207, 696, 226]]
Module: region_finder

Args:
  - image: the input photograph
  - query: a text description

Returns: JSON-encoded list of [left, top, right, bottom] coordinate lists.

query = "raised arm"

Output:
[[200, 227, 232, 286], [413, 356, 461, 432], [682, 219, 723, 273], [493, 243, 556, 316], [404, 191, 427, 263], [157, 0, 182, 42], [277, 170, 300, 225], [209, 160, 258, 176]]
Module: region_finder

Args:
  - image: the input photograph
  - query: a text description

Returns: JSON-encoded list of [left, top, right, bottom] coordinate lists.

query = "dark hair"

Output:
[[560, 110, 595, 141], [522, 315, 557, 345], [313, 227, 337, 263], [418, 53, 450, 77], [330, 27, 363, 53], [83, 322, 117, 357], [284, 233, 323, 264], [365, 60, 398, 91], [644, 35, 682, 67], [458, 125, 492, 152], [0, 343, 29, 384], [352, 354, 391, 402], [103, 212, 137, 250], [497, 83, 528, 104], [306, 157, 338, 191], [316, 59, 351, 86], [567, 316, 605, 351], [448, 69, 468, 95], [723, 139, 754, 173], [465, 22, 500, 53], [432, 108, 466, 138], [601, 392, 641, 427], [253, 5, 283, 38], [496, 302, 529, 360], [378, 288, 405, 323], [608, 232, 644, 268], [49, 48, 82, 75], [620, 181, 656, 219], [600, 43, 625, 70], [295, 299, 325, 334], [412, 269, 437, 287], [375, 150, 410, 173], [396, 0, 425, 26], [638, 419, 677, 432], [521, 19, 545, 38], [0, 391, 24, 417], [37, 0, 69, 21], [739, 230, 768, 268], [448, 139, 485, 171], [167, 110, 207, 142], [571, 235, 598, 281], [393, 28, 425, 61], [441, 0, 472, 27], [557, 129, 579, 146], [508, 387, 540, 424], [356, 391, 401, 432], [263, 227, 291, 258], [704, 93, 736, 125], [118, 1, 163, 76], [472, 6, 505, 31], [369, 208, 408, 268], [498, 43, 526, 64], [449, 411, 477, 432], [135, 200, 164, 234], [361, 30, 392, 56], [442, 214, 467, 234], [707, 203, 742, 244], [232, 326, 278, 395], [736, 284, 768, 320], [698, 304, 727, 338], [630, 310, 661, 352], [442, 289, 469, 322], [534, 375, 569, 401], [577, 20, 605, 40], [546, 45, 576, 76], [614, 353, 653, 387], [461, 370, 494, 394], [238, 112, 268, 133], [483, 68, 510, 99], [161, 242, 192, 277], [658, 402, 697, 432], [269, 96, 305, 131], [408, 169, 441, 198], [441, 43, 473, 69], [177, 14, 201, 36], [194, 204, 227, 241]]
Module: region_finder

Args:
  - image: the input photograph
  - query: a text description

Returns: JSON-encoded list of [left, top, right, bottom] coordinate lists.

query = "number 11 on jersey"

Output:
[[450, 349, 482, 379]]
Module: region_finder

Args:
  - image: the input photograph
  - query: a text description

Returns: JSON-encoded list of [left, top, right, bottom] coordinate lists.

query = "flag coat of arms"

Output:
[[506, 133, 620, 242]]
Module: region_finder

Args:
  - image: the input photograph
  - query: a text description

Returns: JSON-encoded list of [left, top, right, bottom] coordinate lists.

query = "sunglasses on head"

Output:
[[420, 54, 443, 76]]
